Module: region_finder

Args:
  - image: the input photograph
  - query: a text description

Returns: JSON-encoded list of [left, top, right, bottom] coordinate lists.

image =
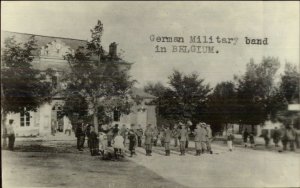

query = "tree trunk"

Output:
[[1, 110, 8, 148], [93, 107, 99, 133]]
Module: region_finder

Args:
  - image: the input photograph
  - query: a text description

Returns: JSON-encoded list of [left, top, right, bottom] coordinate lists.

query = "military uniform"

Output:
[[205, 125, 213, 154], [144, 126, 154, 156], [193, 126, 204, 156], [136, 127, 143, 147], [163, 128, 172, 156], [75, 123, 86, 151], [172, 128, 179, 147], [128, 130, 137, 157], [179, 127, 188, 155]]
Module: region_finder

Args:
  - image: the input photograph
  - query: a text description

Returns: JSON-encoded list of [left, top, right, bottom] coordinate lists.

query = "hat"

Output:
[[178, 122, 184, 126]]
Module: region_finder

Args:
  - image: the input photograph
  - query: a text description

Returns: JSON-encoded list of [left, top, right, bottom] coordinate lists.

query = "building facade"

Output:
[[2, 31, 156, 137]]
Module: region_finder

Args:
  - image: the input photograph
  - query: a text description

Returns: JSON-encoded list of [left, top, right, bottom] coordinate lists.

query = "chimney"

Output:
[[109, 42, 117, 58]]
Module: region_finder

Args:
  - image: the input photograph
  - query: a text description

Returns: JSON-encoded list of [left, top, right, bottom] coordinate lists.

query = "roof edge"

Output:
[[2, 30, 88, 42]]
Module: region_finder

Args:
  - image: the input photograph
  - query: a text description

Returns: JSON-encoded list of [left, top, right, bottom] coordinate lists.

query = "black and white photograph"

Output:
[[1, 1, 300, 188]]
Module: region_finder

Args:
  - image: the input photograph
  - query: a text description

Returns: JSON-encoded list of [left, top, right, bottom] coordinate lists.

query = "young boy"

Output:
[[249, 132, 255, 148], [227, 132, 235, 151]]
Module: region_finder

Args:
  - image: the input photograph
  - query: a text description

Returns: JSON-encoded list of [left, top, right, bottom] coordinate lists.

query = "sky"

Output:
[[2, 1, 299, 87]]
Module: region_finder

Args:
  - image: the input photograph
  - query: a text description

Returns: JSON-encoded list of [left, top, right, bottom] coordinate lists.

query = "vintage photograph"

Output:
[[1, 1, 300, 188]]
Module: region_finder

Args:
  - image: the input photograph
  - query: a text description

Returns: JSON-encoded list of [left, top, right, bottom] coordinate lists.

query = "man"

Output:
[[75, 122, 86, 151], [7, 119, 15, 151], [205, 123, 213, 154], [89, 125, 100, 156], [120, 124, 128, 145], [179, 123, 188, 156], [193, 123, 204, 156], [163, 125, 172, 156], [172, 124, 179, 147], [144, 124, 154, 156], [272, 127, 281, 147], [51, 119, 57, 136], [128, 129, 137, 157], [243, 128, 249, 147], [107, 125, 114, 147], [200, 123, 207, 154], [284, 124, 296, 151], [153, 126, 159, 146], [136, 124, 144, 147]]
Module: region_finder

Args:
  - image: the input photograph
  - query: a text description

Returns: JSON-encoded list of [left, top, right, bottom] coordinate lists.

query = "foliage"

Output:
[[63, 20, 135, 131], [235, 57, 285, 125], [280, 63, 300, 103], [1, 36, 52, 114], [205, 81, 238, 133]]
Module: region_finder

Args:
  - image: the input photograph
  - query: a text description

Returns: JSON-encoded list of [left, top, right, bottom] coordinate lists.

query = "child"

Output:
[[112, 132, 125, 159], [128, 130, 137, 157], [227, 132, 235, 151]]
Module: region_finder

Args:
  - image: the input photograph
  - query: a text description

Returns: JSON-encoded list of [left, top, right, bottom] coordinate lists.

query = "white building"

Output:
[[2, 31, 156, 137]]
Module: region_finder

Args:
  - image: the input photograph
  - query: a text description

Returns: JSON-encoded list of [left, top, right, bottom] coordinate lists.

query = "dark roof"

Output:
[[1, 31, 87, 54]]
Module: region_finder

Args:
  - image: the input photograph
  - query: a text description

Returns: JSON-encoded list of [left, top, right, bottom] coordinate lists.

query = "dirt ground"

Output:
[[2, 140, 185, 188]]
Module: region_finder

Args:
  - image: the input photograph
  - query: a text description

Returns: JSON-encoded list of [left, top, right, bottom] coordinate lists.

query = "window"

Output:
[[113, 110, 120, 122], [52, 76, 58, 89], [20, 110, 30, 127]]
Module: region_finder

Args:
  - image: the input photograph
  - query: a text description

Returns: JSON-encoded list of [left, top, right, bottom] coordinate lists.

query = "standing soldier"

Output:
[[179, 123, 188, 156], [75, 122, 86, 151], [193, 123, 203, 156], [163, 125, 172, 156], [107, 125, 114, 147], [144, 124, 154, 156], [7, 119, 15, 151], [136, 124, 143, 147], [120, 124, 128, 145], [89, 125, 99, 156], [205, 124, 213, 154], [272, 127, 281, 147], [128, 129, 137, 157], [172, 124, 179, 147], [51, 119, 57, 136], [153, 126, 159, 146]]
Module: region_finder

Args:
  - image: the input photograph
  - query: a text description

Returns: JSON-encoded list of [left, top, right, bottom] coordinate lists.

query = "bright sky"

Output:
[[2, 1, 299, 87]]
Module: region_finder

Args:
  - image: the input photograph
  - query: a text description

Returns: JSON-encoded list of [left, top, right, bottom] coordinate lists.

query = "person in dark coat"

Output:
[[128, 129, 137, 157], [107, 125, 114, 147], [243, 128, 249, 147], [89, 125, 100, 156], [75, 122, 86, 151], [272, 127, 281, 147], [86, 124, 92, 148], [163, 125, 172, 156], [136, 124, 143, 147], [144, 124, 154, 156], [113, 124, 119, 137]]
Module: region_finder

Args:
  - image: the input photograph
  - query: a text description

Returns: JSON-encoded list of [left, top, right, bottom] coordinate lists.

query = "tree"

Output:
[[147, 70, 211, 128], [1, 36, 52, 122], [235, 57, 284, 127], [206, 81, 238, 133], [280, 63, 300, 103], [64, 20, 135, 132]]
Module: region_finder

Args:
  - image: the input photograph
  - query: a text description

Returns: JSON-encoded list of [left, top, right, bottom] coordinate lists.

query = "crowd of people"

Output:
[[242, 124, 298, 152], [74, 121, 215, 159]]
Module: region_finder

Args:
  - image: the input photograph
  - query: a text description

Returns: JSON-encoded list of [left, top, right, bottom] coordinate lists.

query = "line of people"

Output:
[[75, 121, 214, 159]]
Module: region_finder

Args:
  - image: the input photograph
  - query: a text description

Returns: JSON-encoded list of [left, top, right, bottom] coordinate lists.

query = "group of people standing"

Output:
[[243, 124, 298, 152], [144, 122, 213, 156]]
